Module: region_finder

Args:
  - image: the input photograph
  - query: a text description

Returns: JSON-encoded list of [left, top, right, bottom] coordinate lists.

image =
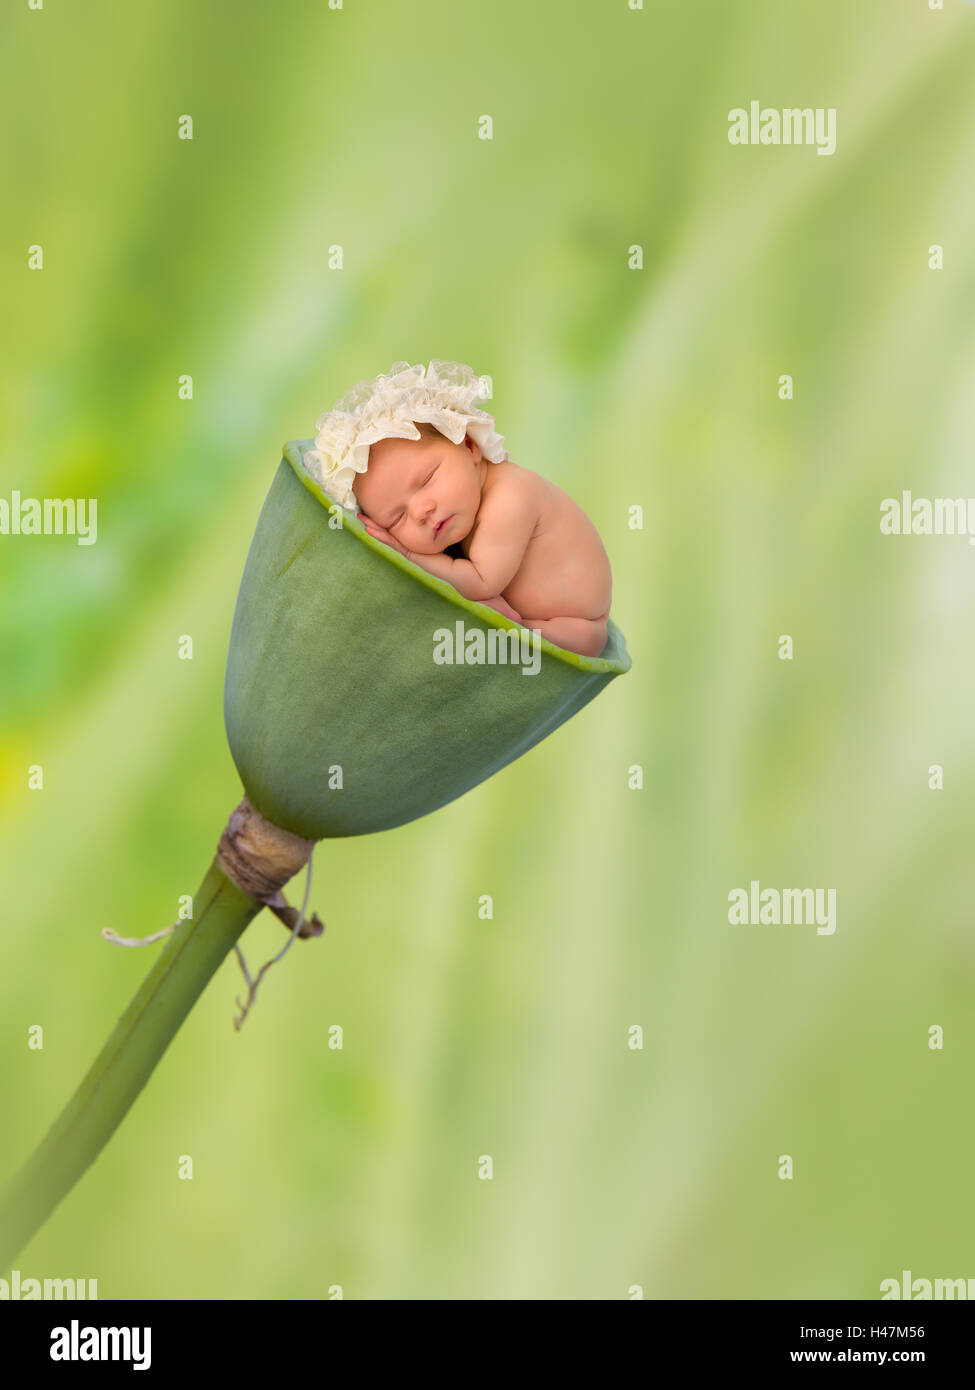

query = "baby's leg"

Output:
[[519, 615, 608, 658]]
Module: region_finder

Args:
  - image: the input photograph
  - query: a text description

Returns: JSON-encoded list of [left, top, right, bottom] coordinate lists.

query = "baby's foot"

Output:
[[481, 595, 523, 622]]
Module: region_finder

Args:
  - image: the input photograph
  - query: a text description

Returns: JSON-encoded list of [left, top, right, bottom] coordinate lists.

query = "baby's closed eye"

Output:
[[391, 463, 438, 526]]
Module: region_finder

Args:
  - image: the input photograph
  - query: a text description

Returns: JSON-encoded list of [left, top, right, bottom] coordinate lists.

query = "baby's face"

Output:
[[355, 431, 486, 554]]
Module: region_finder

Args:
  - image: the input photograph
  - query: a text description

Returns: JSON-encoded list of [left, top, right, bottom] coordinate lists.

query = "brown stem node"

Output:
[[216, 796, 317, 903]]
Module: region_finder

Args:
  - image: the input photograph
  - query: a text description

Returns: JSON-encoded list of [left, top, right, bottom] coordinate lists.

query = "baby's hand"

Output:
[[357, 512, 413, 559]]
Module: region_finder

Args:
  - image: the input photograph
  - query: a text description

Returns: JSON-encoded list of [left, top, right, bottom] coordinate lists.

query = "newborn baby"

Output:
[[354, 421, 612, 658]]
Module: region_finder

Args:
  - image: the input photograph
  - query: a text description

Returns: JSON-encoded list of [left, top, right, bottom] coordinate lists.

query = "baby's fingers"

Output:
[[358, 513, 407, 554], [358, 512, 390, 542]]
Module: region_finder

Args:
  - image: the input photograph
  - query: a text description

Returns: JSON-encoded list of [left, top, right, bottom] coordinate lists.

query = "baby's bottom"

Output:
[[481, 597, 609, 659]]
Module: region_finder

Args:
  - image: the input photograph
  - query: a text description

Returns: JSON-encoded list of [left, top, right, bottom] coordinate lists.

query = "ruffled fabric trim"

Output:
[[304, 359, 508, 510]]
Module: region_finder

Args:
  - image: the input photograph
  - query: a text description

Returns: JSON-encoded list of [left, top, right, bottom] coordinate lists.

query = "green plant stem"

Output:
[[0, 855, 263, 1272]]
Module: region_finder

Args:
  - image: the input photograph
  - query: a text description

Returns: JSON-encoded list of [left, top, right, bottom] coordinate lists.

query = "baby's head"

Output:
[[354, 421, 488, 555]]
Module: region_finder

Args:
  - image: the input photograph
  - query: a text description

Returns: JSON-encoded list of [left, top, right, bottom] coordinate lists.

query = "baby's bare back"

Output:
[[461, 461, 612, 622]]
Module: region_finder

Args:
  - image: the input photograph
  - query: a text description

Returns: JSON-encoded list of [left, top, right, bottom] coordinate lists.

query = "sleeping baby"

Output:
[[354, 421, 613, 659]]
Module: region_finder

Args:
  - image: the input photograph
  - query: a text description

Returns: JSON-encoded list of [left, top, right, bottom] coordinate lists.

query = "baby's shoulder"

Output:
[[477, 461, 545, 526], [484, 458, 544, 503]]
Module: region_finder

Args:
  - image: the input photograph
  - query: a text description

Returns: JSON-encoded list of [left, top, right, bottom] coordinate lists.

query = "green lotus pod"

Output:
[[0, 438, 633, 1271], [224, 440, 632, 840]]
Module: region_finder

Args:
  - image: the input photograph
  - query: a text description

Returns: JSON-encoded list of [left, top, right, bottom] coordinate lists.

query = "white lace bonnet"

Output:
[[304, 358, 508, 511]]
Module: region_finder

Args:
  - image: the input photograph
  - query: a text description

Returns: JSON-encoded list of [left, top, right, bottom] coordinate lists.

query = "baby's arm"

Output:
[[360, 485, 538, 603]]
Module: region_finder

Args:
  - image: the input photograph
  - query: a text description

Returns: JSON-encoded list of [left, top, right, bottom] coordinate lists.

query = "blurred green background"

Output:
[[2, 0, 975, 1299]]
